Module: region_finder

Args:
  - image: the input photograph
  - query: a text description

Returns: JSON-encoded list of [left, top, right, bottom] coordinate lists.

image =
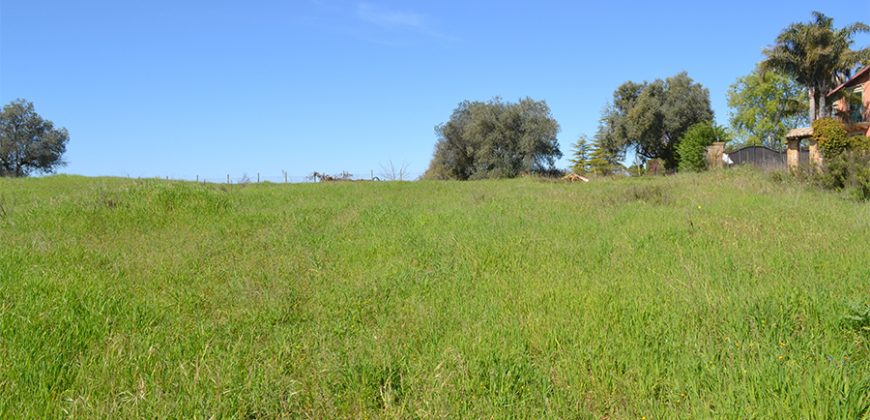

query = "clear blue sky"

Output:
[[1, 1, 868, 181]]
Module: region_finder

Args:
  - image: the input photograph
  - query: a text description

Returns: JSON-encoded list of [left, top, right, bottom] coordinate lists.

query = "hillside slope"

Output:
[[1, 170, 868, 417]]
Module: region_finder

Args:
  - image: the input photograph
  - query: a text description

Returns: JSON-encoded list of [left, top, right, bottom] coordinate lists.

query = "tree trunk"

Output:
[[808, 87, 817, 122], [818, 92, 828, 119]]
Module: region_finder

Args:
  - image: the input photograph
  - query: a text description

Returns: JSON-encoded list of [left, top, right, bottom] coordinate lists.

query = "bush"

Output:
[[811, 121, 870, 200], [677, 122, 729, 172], [815, 150, 870, 200], [812, 118, 849, 158], [849, 135, 870, 153], [775, 131, 870, 200], [646, 158, 667, 175]]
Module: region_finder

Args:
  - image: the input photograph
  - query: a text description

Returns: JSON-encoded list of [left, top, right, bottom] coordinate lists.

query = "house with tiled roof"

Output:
[[783, 66, 870, 170], [828, 65, 870, 135]]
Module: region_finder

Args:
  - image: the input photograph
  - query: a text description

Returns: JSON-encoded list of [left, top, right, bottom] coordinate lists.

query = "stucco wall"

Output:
[[831, 77, 870, 136]]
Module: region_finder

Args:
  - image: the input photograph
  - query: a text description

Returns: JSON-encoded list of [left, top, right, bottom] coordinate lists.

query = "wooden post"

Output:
[[786, 139, 801, 172]]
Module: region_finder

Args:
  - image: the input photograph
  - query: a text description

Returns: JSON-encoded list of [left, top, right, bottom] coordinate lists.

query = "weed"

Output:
[[844, 302, 870, 335]]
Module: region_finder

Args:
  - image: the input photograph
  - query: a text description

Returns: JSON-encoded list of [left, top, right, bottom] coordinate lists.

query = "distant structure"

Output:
[[829, 65, 870, 135], [784, 66, 870, 171]]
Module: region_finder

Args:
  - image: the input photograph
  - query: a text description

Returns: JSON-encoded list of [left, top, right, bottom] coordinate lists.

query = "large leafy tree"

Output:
[[423, 97, 561, 180], [0, 99, 70, 177], [762, 11, 870, 122], [597, 72, 713, 170], [727, 67, 808, 149]]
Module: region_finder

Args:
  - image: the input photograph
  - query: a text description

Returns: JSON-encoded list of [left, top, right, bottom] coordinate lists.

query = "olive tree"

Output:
[[0, 99, 70, 177], [424, 97, 561, 180], [596, 72, 714, 170]]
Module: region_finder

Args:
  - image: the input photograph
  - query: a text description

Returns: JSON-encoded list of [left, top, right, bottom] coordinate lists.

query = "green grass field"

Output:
[[1, 170, 868, 418]]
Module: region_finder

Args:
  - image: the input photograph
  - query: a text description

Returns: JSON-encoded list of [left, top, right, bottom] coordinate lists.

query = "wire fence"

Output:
[[146, 170, 425, 185]]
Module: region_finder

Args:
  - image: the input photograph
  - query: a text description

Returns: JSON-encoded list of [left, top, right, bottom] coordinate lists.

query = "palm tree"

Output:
[[762, 11, 870, 122]]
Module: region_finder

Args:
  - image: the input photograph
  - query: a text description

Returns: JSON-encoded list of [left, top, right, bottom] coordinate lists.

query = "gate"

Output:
[[728, 145, 809, 169]]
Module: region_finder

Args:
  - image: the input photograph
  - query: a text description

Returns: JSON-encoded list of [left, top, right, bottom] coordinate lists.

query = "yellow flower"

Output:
[[778, 341, 785, 348], [778, 355, 784, 361]]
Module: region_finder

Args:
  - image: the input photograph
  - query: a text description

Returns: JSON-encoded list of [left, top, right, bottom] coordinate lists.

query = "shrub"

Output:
[[815, 150, 870, 200], [812, 118, 849, 158], [677, 122, 729, 172], [646, 158, 667, 176], [845, 302, 870, 335], [810, 121, 870, 200], [849, 135, 870, 153], [627, 164, 644, 177]]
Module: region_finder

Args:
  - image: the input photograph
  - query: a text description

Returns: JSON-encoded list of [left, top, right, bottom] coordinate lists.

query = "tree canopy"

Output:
[[762, 11, 870, 121], [588, 135, 621, 177], [596, 72, 713, 170], [676, 122, 730, 172], [1, 99, 70, 177], [423, 97, 561, 180], [727, 67, 808, 150]]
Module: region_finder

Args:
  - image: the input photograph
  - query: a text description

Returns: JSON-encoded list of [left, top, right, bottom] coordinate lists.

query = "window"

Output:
[[848, 88, 866, 123]]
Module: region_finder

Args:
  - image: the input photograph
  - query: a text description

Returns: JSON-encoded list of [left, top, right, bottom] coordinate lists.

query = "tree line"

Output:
[[425, 11, 868, 179], [1, 11, 867, 179]]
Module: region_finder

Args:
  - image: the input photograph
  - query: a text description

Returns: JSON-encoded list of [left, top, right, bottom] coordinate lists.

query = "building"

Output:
[[784, 66, 870, 170], [828, 65, 870, 135]]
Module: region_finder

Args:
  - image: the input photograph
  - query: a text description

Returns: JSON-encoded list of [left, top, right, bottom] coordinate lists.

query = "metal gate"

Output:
[[728, 145, 809, 169]]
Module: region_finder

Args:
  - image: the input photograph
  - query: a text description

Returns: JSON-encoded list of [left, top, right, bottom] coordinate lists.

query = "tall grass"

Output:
[[1, 170, 868, 417]]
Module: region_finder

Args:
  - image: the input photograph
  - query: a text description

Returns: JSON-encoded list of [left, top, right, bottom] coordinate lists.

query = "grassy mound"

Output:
[[1, 170, 868, 417]]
